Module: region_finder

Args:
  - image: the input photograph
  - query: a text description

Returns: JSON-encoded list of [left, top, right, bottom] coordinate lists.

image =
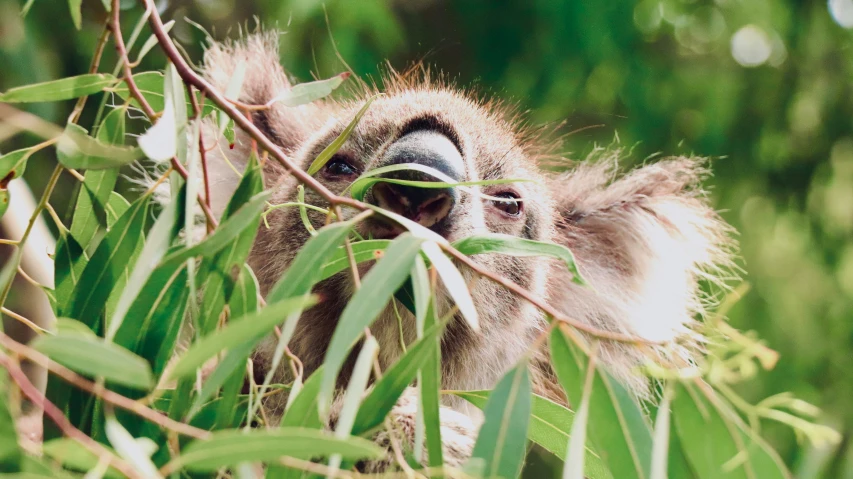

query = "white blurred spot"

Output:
[[829, 0, 853, 28], [730, 25, 773, 67]]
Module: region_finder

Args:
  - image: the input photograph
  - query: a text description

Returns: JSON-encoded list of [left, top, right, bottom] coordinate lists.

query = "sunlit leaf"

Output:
[[33, 325, 154, 389], [172, 429, 385, 472], [306, 95, 378, 175], [565, 352, 595, 479], [319, 234, 426, 416], [63, 194, 150, 328], [550, 327, 653, 479], [57, 123, 142, 169], [42, 438, 123, 479], [67, 0, 82, 29], [453, 233, 587, 286], [453, 391, 612, 479], [422, 240, 479, 330], [104, 413, 163, 478], [0, 73, 116, 102], [168, 295, 318, 380], [352, 322, 442, 435], [52, 231, 87, 312], [267, 72, 349, 107], [280, 366, 326, 429], [467, 360, 532, 479], [0, 370, 23, 472], [0, 146, 38, 183], [319, 239, 391, 281], [650, 386, 673, 479]]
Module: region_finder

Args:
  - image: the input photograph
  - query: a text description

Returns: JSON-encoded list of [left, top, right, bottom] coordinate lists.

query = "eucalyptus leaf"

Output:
[[306, 95, 378, 175], [56, 123, 142, 169], [33, 331, 154, 390], [173, 429, 385, 472], [267, 72, 349, 107], [318, 234, 426, 416], [168, 295, 318, 380], [0, 73, 116, 103], [467, 360, 532, 479]]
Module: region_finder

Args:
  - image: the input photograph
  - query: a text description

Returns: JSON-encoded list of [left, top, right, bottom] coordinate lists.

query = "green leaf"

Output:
[[67, 0, 82, 29], [268, 72, 349, 107], [0, 146, 38, 183], [70, 169, 120, 249], [56, 123, 142, 169], [467, 360, 532, 479], [349, 162, 523, 202], [319, 239, 391, 281], [106, 185, 183, 341], [113, 71, 217, 118], [0, 370, 23, 472], [0, 189, 7, 218], [196, 151, 264, 334], [160, 190, 271, 269], [33, 327, 154, 390], [650, 387, 673, 479], [453, 233, 587, 286], [0, 73, 116, 103], [52, 231, 88, 312], [351, 322, 443, 435], [63, 194, 150, 328], [453, 391, 613, 479], [550, 327, 653, 479], [172, 429, 385, 472], [280, 366, 326, 429], [318, 234, 426, 416], [419, 296, 444, 468], [42, 439, 123, 479], [188, 265, 260, 422], [565, 353, 595, 479], [671, 382, 748, 479], [422, 241, 479, 330], [306, 95, 378, 175], [168, 295, 318, 380]]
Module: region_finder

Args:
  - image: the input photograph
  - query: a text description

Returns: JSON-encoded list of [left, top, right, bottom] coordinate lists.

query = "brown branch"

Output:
[[0, 353, 142, 479], [140, 0, 660, 347], [0, 331, 211, 441], [110, 0, 218, 229]]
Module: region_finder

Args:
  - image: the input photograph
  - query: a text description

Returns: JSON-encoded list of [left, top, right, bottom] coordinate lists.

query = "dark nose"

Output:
[[369, 130, 463, 228]]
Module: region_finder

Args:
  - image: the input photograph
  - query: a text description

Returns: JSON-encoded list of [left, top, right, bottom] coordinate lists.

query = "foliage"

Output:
[[0, 1, 849, 478]]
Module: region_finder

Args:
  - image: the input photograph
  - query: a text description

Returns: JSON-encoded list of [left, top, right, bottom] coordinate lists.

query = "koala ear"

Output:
[[200, 31, 329, 217], [547, 154, 736, 390]]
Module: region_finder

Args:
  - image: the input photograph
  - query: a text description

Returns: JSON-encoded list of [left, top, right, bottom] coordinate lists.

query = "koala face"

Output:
[[249, 86, 557, 399], [202, 33, 735, 411]]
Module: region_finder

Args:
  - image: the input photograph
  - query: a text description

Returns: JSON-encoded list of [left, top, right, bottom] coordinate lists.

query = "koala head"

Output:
[[199, 32, 735, 407]]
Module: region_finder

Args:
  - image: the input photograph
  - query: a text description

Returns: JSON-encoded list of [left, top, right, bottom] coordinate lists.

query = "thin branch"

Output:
[[1, 307, 48, 334], [0, 353, 142, 479], [110, 0, 218, 229], [0, 330, 211, 440]]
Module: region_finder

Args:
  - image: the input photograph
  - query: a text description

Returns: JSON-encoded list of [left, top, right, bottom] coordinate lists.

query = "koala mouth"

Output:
[[363, 129, 463, 240]]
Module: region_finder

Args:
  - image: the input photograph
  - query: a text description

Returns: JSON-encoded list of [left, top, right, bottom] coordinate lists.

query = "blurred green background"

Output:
[[1, 0, 852, 476]]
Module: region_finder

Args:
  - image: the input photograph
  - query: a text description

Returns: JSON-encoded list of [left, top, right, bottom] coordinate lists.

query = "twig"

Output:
[[0, 352, 142, 479], [1, 307, 48, 334], [110, 0, 219, 229], [0, 330, 211, 440]]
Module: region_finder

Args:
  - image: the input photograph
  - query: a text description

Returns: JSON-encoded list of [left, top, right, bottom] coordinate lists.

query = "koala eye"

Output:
[[491, 192, 523, 217], [322, 154, 359, 179]]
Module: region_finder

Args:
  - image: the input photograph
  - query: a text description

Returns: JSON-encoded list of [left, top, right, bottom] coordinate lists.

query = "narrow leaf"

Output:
[[306, 95, 378, 175], [57, 123, 141, 169], [564, 350, 596, 479], [467, 360, 532, 479], [352, 323, 442, 435], [174, 429, 385, 472], [280, 366, 326, 429], [33, 329, 154, 390], [422, 241, 479, 331], [319, 234, 425, 416], [453, 233, 587, 285], [0, 74, 116, 103], [104, 413, 163, 478], [168, 295, 318, 380], [650, 386, 673, 479], [268, 72, 349, 107]]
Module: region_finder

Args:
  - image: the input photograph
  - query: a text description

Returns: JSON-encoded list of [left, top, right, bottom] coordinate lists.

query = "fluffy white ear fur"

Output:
[[549, 152, 736, 390]]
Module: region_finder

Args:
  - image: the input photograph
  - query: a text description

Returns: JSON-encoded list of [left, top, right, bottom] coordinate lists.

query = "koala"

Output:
[[197, 32, 735, 471]]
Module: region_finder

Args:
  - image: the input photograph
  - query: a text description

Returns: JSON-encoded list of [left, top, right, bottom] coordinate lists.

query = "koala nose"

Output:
[[369, 130, 463, 228]]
